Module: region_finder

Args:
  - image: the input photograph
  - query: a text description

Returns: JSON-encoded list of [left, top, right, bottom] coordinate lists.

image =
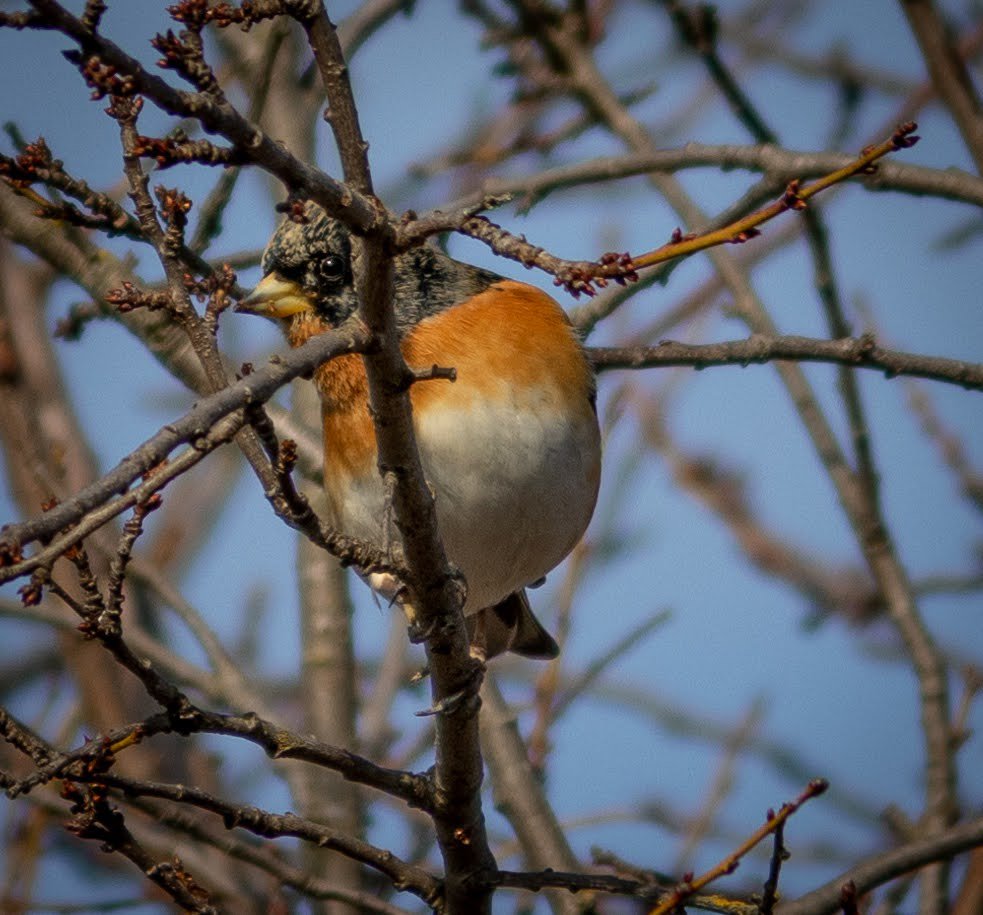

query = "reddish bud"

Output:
[[19, 582, 42, 606]]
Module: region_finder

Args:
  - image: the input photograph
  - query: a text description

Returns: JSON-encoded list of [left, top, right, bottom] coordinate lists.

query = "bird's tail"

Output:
[[479, 590, 560, 660]]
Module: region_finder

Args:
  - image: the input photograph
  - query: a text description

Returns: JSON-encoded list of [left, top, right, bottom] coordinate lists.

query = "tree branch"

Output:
[[589, 334, 983, 390]]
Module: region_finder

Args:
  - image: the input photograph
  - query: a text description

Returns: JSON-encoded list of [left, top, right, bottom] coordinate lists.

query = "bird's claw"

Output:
[[415, 687, 470, 717]]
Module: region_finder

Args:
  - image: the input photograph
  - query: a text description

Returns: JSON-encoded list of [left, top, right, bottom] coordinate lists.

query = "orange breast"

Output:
[[313, 279, 596, 482]]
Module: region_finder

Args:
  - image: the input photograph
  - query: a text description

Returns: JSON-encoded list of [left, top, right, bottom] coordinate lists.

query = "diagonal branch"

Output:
[[0, 321, 371, 580]]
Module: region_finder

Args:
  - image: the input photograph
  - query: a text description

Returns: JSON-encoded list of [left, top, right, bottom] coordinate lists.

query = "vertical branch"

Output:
[[801, 208, 881, 502], [296, 3, 497, 910], [112, 96, 228, 394], [301, 5, 373, 191], [0, 241, 161, 779], [295, 385, 364, 914], [900, 0, 983, 173], [480, 675, 588, 915]]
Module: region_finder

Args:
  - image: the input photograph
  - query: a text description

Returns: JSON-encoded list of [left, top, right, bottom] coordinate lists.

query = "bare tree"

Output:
[[1, 1, 981, 913]]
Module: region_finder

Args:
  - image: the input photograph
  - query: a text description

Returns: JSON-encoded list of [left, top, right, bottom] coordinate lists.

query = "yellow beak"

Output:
[[235, 273, 313, 319]]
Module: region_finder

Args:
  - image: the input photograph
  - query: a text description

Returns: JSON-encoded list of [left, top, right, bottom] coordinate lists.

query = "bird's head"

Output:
[[236, 203, 359, 340], [238, 203, 504, 342]]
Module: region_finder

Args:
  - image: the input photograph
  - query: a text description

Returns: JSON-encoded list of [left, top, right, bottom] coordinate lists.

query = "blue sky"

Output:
[[1, 0, 981, 909]]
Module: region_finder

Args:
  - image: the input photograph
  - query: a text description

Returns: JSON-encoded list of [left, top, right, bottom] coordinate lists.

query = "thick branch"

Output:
[[300, 5, 496, 913]]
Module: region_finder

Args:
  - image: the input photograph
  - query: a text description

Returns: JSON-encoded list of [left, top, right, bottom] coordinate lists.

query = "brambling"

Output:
[[237, 204, 601, 660]]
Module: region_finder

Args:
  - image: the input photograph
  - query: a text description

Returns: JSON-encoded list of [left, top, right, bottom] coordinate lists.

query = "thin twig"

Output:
[[589, 334, 983, 391], [648, 779, 829, 915]]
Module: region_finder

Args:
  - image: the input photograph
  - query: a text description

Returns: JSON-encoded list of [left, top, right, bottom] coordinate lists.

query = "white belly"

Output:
[[329, 399, 600, 612]]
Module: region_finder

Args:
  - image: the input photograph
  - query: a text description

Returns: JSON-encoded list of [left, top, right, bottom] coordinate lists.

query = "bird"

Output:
[[237, 203, 601, 660]]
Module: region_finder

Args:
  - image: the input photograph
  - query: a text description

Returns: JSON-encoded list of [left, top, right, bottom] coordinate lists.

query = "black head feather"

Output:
[[261, 203, 503, 334], [261, 204, 358, 327]]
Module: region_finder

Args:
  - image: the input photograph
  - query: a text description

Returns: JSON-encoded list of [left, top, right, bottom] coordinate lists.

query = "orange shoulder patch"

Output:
[[314, 279, 595, 481], [404, 280, 594, 414]]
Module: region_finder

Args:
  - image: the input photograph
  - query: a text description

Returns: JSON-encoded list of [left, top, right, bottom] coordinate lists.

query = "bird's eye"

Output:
[[317, 254, 347, 287]]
